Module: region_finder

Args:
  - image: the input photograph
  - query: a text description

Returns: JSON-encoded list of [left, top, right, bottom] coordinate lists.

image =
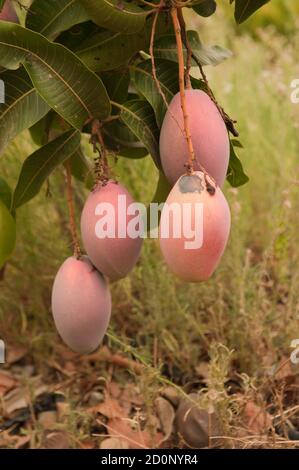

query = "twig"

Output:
[[170, 7, 195, 174], [149, 6, 169, 111], [177, 7, 192, 90], [65, 161, 81, 259], [90, 119, 109, 187]]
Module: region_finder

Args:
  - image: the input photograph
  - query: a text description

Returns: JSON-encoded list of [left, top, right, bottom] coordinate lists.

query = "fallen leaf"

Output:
[[243, 401, 272, 434], [93, 397, 128, 420], [108, 382, 122, 399], [56, 401, 70, 421], [4, 379, 47, 416], [38, 411, 57, 429], [0, 371, 18, 397], [155, 397, 175, 442], [195, 362, 210, 380], [100, 437, 130, 449], [175, 393, 221, 448], [102, 417, 162, 449], [6, 344, 27, 364], [161, 386, 180, 408]]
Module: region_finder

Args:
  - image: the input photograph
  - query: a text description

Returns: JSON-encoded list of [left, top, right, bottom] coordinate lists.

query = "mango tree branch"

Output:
[[65, 160, 81, 260], [170, 6, 195, 173]]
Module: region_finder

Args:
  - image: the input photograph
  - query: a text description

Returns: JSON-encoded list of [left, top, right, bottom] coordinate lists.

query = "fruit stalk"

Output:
[[170, 7, 195, 173], [65, 160, 81, 259], [177, 7, 192, 90]]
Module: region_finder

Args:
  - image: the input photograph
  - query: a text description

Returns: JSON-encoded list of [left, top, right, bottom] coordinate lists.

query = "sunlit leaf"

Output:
[[0, 68, 49, 156], [13, 129, 81, 208], [0, 22, 111, 129], [227, 140, 249, 187]]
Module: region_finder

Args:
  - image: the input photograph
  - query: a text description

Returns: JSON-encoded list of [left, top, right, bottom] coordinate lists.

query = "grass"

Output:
[[1, 7, 299, 448]]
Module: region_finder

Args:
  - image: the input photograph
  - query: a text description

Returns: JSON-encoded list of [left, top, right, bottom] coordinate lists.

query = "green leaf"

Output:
[[119, 146, 148, 159], [192, 0, 216, 17], [154, 30, 232, 66], [26, 0, 89, 40], [151, 170, 171, 205], [0, 68, 50, 156], [57, 21, 100, 50], [147, 171, 171, 229], [76, 14, 169, 72], [79, 0, 148, 34], [0, 199, 16, 268], [115, 99, 160, 168], [230, 138, 244, 149], [234, 0, 270, 24], [0, 0, 5, 12], [132, 59, 179, 127], [227, 140, 249, 188], [101, 70, 130, 104], [29, 112, 55, 147], [70, 147, 94, 189], [13, 129, 81, 208], [0, 22, 111, 128], [0, 176, 12, 209]]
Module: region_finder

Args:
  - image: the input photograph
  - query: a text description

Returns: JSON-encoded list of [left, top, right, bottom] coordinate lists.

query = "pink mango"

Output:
[[159, 172, 231, 282], [159, 90, 229, 187], [81, 181, 143, 281], [51, 256, 111, 354], [0, 1, 18, 22]]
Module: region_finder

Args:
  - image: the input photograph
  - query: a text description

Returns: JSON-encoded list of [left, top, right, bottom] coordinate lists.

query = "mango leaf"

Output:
[[154, 30, 232, 66], [0, 176, 12, 209], [76, 14, 169, 72], [70, 147, 94, 189], [57, 21, 100, 50], [147, 171, 171, 230], [132, 59, 179, 127], [227, 140, 249, 188], [0, 199, 16, 268], [116, 99, 160, 168], [192, 0, 216, 17], [0, 0, 5, 12], [26, 0, 89, 40], [29, 112, 55, 147], [13, 129, 81, 208], [101, 70, 130, 104], [234, 0, 270, 24], [0, 68, 50, 156], [79, 0, 148, 34], [0, 22, 111, 129]]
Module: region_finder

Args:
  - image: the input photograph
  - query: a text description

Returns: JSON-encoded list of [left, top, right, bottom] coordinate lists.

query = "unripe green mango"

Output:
[[159, 172, 231, 282], [159, 90, 229, 187], [51, 256, 111, 354]]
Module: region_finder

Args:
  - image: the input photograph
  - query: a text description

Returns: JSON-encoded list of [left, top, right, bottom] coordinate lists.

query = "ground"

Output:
[[0, 7, 299, 449]]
